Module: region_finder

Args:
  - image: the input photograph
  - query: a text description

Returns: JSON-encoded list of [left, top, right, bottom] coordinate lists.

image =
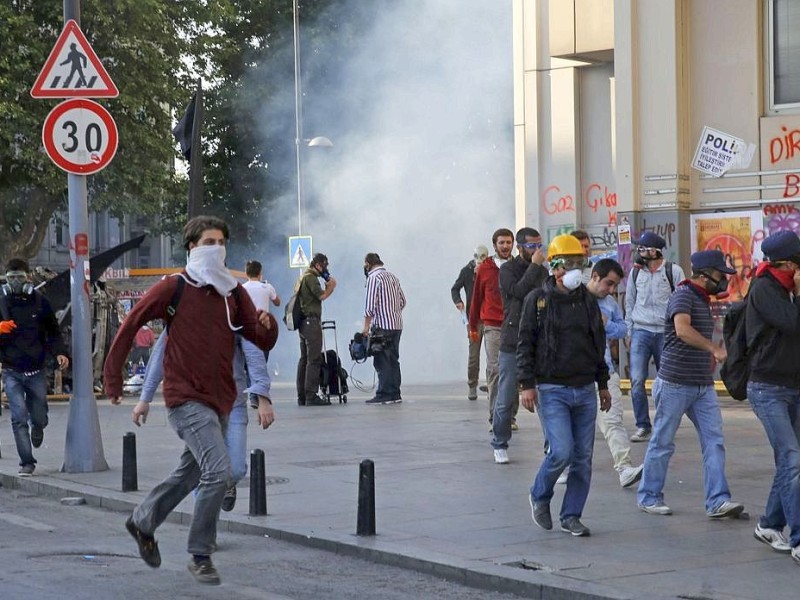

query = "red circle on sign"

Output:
[[42, 98, 118, 175]]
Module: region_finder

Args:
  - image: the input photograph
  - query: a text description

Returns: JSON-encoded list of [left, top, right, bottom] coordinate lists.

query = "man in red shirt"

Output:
[[104, 216, 276, 585], [468, 228, 513, 425]]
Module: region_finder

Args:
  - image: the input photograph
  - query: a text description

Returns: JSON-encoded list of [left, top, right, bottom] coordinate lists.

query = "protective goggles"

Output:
[[549, 257, 589, 270], [520, 242, 542, 250], [637, 246, 661, 254], [5, 271, 27, 282]]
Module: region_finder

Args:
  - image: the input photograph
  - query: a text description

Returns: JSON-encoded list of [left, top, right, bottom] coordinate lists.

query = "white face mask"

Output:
[[562, 269, 584, 290], [185, 244, 238, 296]]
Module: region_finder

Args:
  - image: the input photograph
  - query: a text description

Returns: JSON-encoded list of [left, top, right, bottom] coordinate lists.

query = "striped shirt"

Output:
[[658, 282, 715, 385], [364, 267, 406, 330]]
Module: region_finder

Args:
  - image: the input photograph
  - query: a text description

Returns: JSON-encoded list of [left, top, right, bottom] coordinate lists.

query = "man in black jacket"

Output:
[[517, 235, 610, 537], [451, 245, 488, 400], [744, 230, 800, 563], [0, 258, 69, 476], [491, 228, 546, 464]]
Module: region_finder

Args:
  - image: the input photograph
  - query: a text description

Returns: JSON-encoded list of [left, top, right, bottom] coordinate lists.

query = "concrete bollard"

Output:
[[121, 432, 138, 492], [357, 459, 376, 536], [249, 449, 267, 516]]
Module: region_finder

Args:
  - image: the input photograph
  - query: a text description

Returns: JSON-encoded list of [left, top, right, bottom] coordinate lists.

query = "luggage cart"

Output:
[[320, 320, 348, 403]]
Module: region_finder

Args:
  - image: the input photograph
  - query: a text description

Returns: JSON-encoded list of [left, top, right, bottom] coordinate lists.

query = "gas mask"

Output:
[[703, 272, 729, 296], [634, 246, 661, 266], [3, 271, 33, 296], [562, 269, 584, 290]]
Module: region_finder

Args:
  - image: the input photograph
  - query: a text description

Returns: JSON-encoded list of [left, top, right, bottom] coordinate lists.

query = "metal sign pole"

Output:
[[61, 0, 108, 472]]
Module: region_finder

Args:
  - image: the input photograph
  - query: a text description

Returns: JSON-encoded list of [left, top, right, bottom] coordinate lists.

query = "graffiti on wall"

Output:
[[761, 116, 800, 199]]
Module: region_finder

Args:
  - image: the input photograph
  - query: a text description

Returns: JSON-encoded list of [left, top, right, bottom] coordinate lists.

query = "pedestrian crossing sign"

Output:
[[288, 236, 312, 269], [31, 20, 119, 99]]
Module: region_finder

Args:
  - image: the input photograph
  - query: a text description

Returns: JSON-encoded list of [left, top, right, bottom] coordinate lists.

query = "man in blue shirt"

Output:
[[637, 250, 743, 518]]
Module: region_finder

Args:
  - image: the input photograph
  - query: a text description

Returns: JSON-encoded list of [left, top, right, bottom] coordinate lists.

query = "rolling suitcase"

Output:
[[319, 320, 348, 403]]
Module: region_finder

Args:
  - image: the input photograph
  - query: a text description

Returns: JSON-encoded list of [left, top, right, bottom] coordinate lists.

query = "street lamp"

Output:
[[293, 0, 332, 236]]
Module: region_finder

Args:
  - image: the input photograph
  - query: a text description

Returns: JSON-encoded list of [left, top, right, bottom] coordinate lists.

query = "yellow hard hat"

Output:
[[547, 234, 585, 261]]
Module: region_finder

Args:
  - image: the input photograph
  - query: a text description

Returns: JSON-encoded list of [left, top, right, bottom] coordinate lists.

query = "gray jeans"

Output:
[[483, 325, 502, 420], [133, 401, 231, 556], [467, 323, 484, 389]]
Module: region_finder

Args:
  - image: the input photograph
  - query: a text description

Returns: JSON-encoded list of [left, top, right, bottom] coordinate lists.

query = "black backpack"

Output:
[[719, 298, 749, 401], [632, 260, 676, 292]]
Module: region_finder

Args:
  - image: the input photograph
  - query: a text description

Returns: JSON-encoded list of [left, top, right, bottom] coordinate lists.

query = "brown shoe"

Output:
[[126, 515, 161, 568]]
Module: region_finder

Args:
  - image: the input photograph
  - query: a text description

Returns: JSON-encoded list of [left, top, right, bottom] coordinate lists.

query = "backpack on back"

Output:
[[720, 299, 749, 401], [283, 276, 305, 331]]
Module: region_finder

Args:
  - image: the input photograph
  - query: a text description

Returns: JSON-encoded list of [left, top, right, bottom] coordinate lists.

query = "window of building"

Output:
[[769, 0, 800, 111]]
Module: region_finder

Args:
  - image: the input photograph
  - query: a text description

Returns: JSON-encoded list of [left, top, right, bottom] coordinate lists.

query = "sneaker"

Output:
[[639, 501, 672, 515], [792, 545, 800, 566], [754, 523, 792, 554], [493, 449, 509, 464], [479, 384, 489, 393], [468, 387, 478, 401], [366, 396, 390, 405], [560, 516, 591, 537], [297, 396, 306, 406], [510, 420, 519, 431], [18, 464, 35, 477], [221, 485, 237, 512], [306, 394, 331, 406], [125, 515, 161, 568], [708, 500, 744, 519], [619, 465, 644, 488], [630, 428, 651, 443], [556, 470, 569, 485], [529, 495, 552, 530], [188, 558, 221, 585], [30, 426, 44, 448]]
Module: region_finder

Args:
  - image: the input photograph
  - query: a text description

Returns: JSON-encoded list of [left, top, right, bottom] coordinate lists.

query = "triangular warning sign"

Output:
[[31, 20, 119, 99], [291, 244, 310, 268]]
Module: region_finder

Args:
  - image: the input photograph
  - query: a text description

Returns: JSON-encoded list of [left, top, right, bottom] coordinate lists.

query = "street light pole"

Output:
[[292, 0, 304, 236]]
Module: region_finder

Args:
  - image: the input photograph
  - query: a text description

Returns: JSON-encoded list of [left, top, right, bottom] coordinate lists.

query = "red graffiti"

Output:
[[608, 210, 617, 226], [783, 173, 800, 198], [769, 126, 800, 164], [763, 203, 798, 215], [584, 183, 617, 212], [542, 185, 575, 215]]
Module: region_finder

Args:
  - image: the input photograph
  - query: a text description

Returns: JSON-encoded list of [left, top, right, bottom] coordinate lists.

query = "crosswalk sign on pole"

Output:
[[31, 20, 119, 99], [288, 236, 312, 269]]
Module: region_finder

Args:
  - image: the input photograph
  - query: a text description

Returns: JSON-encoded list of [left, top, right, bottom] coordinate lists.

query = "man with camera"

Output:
[[362, 253, 406, 405], [296, 253, 337, 406]]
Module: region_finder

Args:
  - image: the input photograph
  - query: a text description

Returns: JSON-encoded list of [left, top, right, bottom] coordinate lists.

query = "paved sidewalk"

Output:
[[0, 382, 796, 599]]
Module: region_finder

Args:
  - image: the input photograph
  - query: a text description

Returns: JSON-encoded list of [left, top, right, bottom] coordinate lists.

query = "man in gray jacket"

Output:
[[451, 245, 489, 400]]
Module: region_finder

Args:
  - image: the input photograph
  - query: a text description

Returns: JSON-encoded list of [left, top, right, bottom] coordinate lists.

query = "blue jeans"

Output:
[[629, 329, 664, 430], [226, 399, 248, 483], [491, 350, 519, 449], [2, 369, 48, 467], [531, 383, 597, 521], [373, 329, 402, 400], [637, 378, 731, 513], [133, 401, 231, 556], [748, 381, 800, 548]]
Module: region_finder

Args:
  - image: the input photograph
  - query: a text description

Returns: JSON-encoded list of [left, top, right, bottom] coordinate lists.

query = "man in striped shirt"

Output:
[[362, 253, 406, 405], [637, 250, 744, 519]]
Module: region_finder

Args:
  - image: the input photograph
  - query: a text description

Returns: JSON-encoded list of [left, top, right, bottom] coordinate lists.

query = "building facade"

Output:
[[513, 0, 800, 295]]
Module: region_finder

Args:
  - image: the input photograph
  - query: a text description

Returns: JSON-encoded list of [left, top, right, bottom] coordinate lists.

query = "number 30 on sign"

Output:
[[42, 98, 118, 175]]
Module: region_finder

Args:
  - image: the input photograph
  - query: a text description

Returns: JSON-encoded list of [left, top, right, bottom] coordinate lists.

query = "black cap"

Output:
[[633, 231, 666, 249], [691, 250, 736, 274]]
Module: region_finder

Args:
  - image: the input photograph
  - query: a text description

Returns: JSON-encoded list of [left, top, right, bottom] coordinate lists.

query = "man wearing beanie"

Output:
[[625, 231, 685, 443], [637, 250, 743, 519], [744, 230, 800, 564]]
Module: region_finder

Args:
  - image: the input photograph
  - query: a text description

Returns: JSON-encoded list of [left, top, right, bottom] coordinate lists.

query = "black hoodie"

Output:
[[516, 277, 608, 391], [0, 291, 66, 372]]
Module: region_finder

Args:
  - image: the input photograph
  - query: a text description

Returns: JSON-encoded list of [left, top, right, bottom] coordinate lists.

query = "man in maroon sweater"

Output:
[[104, 216, 276, 585], [468, 228, 513, 425]]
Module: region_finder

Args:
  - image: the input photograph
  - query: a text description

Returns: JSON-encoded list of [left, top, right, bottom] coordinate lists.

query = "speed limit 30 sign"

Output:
[[42, 98, 118, 175]]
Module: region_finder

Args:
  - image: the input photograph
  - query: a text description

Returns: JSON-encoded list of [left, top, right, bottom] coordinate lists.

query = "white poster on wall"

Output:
[[691, 126, 745, 177]]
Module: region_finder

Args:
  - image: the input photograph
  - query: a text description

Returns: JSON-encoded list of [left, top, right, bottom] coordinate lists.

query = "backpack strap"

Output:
[[165, 275, 186, 331], [632, 261, 675, 292]]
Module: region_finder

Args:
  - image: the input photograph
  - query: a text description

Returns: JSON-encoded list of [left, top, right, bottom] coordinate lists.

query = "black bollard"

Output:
[[121, 432, 138, 492], [357, 459, 376, 536], [249, 449, 267, 516]]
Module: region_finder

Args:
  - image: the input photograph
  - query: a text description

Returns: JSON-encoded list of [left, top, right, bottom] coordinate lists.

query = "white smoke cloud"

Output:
[[259, 1, 514, 386]]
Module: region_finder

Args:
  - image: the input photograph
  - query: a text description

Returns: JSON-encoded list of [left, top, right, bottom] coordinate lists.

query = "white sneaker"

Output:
[[619, 465, 644, 488], [708, 500, 744, 519], [493, 449, 509, 464], [792, 545, 800, 566], [630, 428, 651, 443], [639, 501, 672, 515], [754, 524, 792, 554], [556, 470, 568, 484]]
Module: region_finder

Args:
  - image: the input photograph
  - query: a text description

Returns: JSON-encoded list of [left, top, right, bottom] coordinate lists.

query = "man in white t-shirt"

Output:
[[243, 260, 281, 408]]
